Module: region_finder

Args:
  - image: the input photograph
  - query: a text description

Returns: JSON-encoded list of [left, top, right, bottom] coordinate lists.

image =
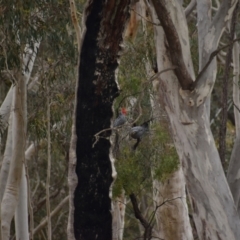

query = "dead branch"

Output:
[[129, 193, 153, 240]]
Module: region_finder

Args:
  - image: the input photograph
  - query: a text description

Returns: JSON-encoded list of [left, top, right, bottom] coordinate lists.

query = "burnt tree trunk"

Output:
[[72, 1, 130, 239]]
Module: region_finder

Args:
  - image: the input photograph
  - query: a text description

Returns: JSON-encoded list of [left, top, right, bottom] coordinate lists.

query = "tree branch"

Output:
[[211, 0, 238, 44], [129, 193, 152, 240], [33, 196, 69, 236], [194, 37, 240, 86], [151, 0, 194, 90], [185, 0, 196, 18]]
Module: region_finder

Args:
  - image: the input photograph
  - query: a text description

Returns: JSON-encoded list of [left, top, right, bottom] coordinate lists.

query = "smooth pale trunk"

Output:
[[1, 76, 26, 240], [152, 168, 193, 240], [152, 0, 240, 239], [14, 167, 29, 240], [0, 114, 13, 202], [0, 41, 39, 239], [0, 40, 39, 196], [112, 193, 126, 240], [150, 4, 193, 239], [0, 86, 13, 132]]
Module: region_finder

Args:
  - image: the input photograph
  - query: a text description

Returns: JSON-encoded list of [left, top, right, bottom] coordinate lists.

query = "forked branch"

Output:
[[151, 0, 194, 90]]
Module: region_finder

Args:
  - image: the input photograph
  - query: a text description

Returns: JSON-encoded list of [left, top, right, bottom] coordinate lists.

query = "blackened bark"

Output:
[[74, 1, 130, 239]]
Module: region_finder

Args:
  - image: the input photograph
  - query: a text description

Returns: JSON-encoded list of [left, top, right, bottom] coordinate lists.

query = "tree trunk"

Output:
[[149, 4, 193, 239], [14, 167, 29, 240], [0, 86, 13, 134], [1, 74, 26, 240], [67, 0, 130, 239], [112, 192, 126, 240], [151, 0, 240, 239], [152, 169, 193, 240]]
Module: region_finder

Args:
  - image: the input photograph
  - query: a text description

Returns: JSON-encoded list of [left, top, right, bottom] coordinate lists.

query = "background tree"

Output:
[[0, 0, 83, 239]]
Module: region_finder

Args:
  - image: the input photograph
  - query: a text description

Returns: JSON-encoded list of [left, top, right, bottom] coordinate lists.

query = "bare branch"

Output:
[[33, 196, 69, 236], [195, 37, 240, 85], [130, 7, 160, 26], [185, 0, 196, 18], [129, 193, 153, 240], [151, 0, 194, 90]]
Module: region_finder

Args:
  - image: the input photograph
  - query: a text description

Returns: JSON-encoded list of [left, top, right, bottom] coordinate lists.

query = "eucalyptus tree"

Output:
[[150, 0, 240, 239], [0, 0, 79, 239]]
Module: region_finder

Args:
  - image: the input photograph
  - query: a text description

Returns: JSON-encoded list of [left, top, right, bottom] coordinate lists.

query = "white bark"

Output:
[[153, 168, 193, 240], [143, 7, 193, 237], [112, 193, 126, 240], [195, 0, 237, 103], [150, 6, 193, 239], [25, 143, 39, 240], [0, 86, 13, 132], [1, 75, 26, 240], [22, 41, 40, 85], [0, 40, 39, 131], [14, 167, 29, 240], [10, 41, 39, 240], [0, 113, 13, 202], [1, 38, 40, 240], [152, 0, 240, 239]]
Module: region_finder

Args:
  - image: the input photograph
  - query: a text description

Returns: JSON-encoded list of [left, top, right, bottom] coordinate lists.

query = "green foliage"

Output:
[[154, 147, 179, 182], [113, 146, 149, 197], [151, 123, 179, 182], [113, 123, 179, 199], [113, 22, 180, 239], [0, 0, 86, 239]]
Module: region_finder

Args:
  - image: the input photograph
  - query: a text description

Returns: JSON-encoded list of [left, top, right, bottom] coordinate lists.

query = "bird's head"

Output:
[[121, 107, 127, 115]]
